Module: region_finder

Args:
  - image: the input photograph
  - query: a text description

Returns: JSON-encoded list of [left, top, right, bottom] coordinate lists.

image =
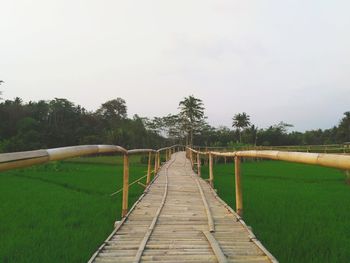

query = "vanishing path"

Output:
[[89, 152, 277, 263]]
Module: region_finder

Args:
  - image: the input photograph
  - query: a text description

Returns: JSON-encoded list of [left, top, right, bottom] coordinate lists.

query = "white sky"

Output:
[[1, 0, 349, 131]]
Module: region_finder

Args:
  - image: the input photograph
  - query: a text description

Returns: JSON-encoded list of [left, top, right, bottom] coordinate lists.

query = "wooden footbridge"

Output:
[[1, 144, 350, 262], [89, 152, 275, 263]]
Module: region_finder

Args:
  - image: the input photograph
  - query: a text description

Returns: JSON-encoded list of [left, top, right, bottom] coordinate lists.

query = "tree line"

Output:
[[0, 93, 349, 153]]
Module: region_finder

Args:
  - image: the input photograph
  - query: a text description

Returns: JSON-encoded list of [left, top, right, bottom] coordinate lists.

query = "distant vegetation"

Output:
[[0, 94, 349, 153]]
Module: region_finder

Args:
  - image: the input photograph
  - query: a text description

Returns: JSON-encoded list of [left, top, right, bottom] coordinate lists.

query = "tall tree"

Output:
[[178, 95, 205, 146], [96, 98, 127, 122], [336, 112, 350, 142], [232, 112, 251, 143]]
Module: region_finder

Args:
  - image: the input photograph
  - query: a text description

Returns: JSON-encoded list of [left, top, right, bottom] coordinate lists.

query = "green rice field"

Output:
[[0, 154, 349, 262], [201, 159, 350, 263], [0, 155, 149, 263]]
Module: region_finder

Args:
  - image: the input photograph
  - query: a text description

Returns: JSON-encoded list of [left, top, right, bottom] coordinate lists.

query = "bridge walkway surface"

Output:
[[89, 152, 277, 263]]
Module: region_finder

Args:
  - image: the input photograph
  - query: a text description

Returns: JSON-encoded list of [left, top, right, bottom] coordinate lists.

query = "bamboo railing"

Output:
[[3, 144, 348, 218], [0, 144, 185, 217], [193, 143, 350, 154], [186, 147, 350, 217]]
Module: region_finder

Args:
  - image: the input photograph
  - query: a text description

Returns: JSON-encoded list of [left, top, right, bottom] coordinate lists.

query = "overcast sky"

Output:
[[1, 0, 349, 131]]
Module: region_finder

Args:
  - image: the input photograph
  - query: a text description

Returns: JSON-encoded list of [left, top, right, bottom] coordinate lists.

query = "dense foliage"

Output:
[[0, 97, 166, 152], [0, 95, 349, 152]]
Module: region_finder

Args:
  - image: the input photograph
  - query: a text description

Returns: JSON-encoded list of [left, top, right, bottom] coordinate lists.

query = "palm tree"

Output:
[[179, 95, 205, 146], [232, 112, 251, 143]]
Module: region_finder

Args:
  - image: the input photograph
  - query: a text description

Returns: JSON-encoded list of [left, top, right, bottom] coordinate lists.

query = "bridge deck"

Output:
[[89, 152, 277, 263]]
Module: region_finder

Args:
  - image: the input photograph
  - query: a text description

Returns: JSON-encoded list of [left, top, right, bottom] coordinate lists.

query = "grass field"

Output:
[[0, 155, 149, 263], [1, 154, 349, 262], [200, 159, 350, 263]]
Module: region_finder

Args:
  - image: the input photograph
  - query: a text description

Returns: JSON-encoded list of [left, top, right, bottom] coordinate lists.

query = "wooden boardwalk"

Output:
[[89, 152, 277, 263]]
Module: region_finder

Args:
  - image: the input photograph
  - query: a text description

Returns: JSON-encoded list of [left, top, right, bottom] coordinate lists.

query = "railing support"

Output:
[[190, 151, 194, 168], [157, 152, 160, 168], [122, 154, 129, 217], [235, 156, 243, 217], [197, 153, 201, 177], [146, 152, 152, 185], [154, 152, 158, 174], [209, 153, 214, 188]]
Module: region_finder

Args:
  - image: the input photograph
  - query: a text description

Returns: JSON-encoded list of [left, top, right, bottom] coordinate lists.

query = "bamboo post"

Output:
[[197, 153, 201, 177], [235, 156, 243, 217], [154, 151, 158, 174], [165, 149, 168, 162], [157, 152, 160, 168], [122, 154, 129, 217], [146, 152, 152, 185], [209, 153, 214, 188], [190, 151, 193, 168]]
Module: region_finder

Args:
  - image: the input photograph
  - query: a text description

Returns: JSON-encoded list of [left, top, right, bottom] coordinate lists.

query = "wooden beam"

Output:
[[190, 151, 194, 168], [157, 152, 160, 169], [197, 153, 201, 177], [133, 153, 171, 263], [202, 231, 228, 263], [209, 153, 214, 188], [235, 156, 243, 217], [195, 179, 215, 232], [122, 154, 129, 217], [137, 181, 146, 188], [146, 152, 152, 185], [154, 151, 158, 174]]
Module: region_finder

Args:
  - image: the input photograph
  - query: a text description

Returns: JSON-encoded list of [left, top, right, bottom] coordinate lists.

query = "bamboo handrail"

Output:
[[0, 145, 127, 172], [187, 147, 350, 170], [0, 145, 186, 172], [0, 144, 182, 217], [186, 146, 350, 219], [127, 149, 156, 154]]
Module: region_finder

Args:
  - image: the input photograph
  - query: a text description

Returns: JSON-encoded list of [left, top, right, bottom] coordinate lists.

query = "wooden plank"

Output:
[[203, 230, 228, 263], [194, 178, 215, 232], [133, 155, 176, 263]]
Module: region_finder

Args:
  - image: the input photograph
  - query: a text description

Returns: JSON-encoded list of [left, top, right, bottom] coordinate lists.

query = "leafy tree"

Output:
[[96, 98, 127, 123], [242, 124, 258, 145], [257, 122, 294, 146], [179, 95, 205, 146], [232, 112, 251, 143], [336, 112, 350, 142]]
